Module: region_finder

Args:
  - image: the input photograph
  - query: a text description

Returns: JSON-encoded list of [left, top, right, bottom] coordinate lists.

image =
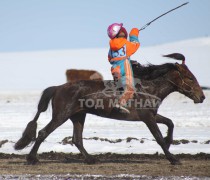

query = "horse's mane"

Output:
[[131, 53, 186, 80], [131, 60, 178, 80]]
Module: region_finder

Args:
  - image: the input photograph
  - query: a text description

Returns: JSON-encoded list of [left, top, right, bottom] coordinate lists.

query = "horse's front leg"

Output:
[[156, 114, 174, 150], [142, 113, 181, 165]]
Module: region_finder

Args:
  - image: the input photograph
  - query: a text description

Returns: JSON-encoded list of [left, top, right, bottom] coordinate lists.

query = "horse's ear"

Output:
[[175, 62, 183, 71]]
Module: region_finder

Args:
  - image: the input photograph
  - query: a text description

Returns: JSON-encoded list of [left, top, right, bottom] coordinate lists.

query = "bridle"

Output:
[[167, 70, 194, 94]]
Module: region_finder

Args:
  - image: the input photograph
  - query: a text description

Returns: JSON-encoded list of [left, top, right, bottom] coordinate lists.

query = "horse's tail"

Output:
[[14, 86, 57, 150]]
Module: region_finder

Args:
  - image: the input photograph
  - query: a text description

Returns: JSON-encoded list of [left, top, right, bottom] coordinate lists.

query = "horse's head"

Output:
[[164, 53, 205, 103]]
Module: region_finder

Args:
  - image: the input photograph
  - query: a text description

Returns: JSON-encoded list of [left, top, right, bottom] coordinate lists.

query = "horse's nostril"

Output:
[[200, 95, 205, 101]]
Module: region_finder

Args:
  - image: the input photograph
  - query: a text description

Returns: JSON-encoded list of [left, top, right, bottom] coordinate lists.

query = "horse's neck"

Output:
[[140, 77, 175, 102]]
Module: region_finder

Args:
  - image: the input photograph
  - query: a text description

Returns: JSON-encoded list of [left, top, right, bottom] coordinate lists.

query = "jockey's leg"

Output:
[[110, 59, 135, 113], [119, 59, 135, 106], [111, 63, 121, 82]]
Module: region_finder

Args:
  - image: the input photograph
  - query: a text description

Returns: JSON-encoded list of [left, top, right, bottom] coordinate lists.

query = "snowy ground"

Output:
[[0, 37, 209, 155], [0, 90, 209, 155]]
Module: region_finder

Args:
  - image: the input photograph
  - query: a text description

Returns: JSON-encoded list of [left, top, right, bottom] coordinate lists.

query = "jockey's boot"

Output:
[[114, 103, 130, 114]]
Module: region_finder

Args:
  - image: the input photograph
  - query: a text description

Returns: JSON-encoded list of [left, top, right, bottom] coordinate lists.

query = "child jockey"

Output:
[[107, 23, 140, 114]]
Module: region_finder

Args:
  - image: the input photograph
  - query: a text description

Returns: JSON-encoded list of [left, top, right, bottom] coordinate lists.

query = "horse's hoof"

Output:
[[26, 156, 40, 165], [84, 156, 97, 164], [170, 160, 182, 165]]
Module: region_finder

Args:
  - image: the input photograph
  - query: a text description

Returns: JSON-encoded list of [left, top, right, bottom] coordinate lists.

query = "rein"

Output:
[[167, 71, 193, 93]]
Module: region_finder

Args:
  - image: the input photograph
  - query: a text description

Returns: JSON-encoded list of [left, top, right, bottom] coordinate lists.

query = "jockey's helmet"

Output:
[[107, 23, 127, 39]]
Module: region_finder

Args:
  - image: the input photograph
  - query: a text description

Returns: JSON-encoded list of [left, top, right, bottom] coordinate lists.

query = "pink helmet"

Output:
[[107, 23, 123, 39]]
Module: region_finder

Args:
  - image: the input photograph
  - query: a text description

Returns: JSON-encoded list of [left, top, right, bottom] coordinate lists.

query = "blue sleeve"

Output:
[[129, 35, 139, 43]]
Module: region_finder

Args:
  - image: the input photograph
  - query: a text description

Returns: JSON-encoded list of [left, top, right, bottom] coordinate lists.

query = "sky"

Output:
[[0, 0, 210, 52]]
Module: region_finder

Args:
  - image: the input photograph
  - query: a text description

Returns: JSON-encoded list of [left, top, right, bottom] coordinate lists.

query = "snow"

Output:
[[0, 37, 210, 155], [0, 90, 209, 155]]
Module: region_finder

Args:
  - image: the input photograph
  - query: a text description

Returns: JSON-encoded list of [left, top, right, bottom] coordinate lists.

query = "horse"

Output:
[[14, 53, 205, 165], [66, 69, 103, 82]]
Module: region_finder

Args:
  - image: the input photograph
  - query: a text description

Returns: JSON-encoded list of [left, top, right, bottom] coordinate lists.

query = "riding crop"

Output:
[[139, 2, 189, 31]]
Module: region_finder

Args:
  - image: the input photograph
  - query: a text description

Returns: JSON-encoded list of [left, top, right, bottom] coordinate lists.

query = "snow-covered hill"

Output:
[[0, 37, 209, 90]]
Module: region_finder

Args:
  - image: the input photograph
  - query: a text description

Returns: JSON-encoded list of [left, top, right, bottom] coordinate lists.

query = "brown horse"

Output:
[[66, 69, 103, 82], [15, 53, 205, 165]]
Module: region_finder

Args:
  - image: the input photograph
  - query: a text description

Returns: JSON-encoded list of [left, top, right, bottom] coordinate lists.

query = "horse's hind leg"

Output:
[[71, 113, 96, 164], [27, 115, 68, 165], [156, 114, 174, 150]]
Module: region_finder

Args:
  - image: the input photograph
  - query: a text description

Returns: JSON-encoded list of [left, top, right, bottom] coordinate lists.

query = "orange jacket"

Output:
[[108, 28, 140, 62]]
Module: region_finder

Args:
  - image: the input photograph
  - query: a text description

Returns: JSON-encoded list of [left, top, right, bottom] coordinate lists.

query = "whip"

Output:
[[139, 2, 189, 31]]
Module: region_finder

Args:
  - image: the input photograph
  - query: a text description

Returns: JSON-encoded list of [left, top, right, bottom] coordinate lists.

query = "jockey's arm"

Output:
[[126, 28, 140, 56], [108, 49, 112, 61]]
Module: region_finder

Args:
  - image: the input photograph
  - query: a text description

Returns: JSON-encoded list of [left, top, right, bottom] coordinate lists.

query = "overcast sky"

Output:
[[0, 0, 210, 52]]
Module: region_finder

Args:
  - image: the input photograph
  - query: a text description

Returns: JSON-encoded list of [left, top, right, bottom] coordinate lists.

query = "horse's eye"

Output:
[[188, 77, 193, 81]]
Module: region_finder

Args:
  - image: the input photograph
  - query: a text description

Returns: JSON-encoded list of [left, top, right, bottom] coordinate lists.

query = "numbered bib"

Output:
[[111, 45, 127, 59]]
